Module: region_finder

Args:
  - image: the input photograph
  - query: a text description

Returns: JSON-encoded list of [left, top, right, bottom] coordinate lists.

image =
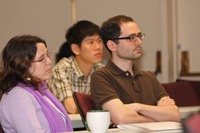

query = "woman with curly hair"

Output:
[[0, 35, 73, 133]]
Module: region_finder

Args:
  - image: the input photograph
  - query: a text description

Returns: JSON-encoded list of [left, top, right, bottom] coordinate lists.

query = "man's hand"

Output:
[[157, 96, 175, 106]]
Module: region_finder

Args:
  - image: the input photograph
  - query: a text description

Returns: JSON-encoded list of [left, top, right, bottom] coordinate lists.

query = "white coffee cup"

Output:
[[86, 110, 110, 133]]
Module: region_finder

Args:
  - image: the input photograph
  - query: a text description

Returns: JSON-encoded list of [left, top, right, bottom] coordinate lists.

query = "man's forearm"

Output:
[[137, 104, 181, 122], [109, 108, 156, 125], [63, 98, 79, 114]]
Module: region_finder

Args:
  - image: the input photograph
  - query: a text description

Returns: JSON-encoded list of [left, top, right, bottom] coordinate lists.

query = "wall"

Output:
[[0, 0, 72, 65], [0, 0, 200, 82], [75, 0, 162, 72], [0, 0, 162, 73], [176, 0, 200, 81]]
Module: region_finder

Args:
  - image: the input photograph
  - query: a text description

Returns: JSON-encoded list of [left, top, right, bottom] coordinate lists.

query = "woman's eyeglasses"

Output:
[[33, 52, 51, 63]]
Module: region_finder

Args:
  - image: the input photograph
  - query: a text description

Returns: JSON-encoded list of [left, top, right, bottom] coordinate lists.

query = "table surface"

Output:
[[61, 126, 183, 133], [178, 105, 200, 122], [69, 114, 84, 129], [68, 106, 200, 130]]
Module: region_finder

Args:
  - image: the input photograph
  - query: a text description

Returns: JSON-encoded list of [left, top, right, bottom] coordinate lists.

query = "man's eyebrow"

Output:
[[86, 36, 102, 41], [86, 38, 94, 41], [129, 32, 142, 36], [86, 38, 98, 42]]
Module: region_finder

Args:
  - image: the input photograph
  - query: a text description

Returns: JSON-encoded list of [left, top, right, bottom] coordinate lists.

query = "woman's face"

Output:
[[29, 43, 52, 81]]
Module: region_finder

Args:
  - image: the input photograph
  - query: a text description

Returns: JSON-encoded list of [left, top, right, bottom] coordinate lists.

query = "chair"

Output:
[[176, 79, 200, 99], [73, 92, 94, 129], [162, 81, 200, 107]]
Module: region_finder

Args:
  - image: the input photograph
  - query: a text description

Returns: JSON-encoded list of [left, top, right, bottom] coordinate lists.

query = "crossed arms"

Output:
[[102, 96, 181, 125]]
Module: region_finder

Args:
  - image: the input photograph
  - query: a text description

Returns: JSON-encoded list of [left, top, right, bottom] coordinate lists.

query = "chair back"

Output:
[[73, 92, 94, 128], [162, 81, 200, 106]]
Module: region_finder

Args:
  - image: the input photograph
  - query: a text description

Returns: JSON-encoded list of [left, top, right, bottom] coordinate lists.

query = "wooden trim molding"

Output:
[[180, 51, 200, 76], [155, 51, 161, 75]]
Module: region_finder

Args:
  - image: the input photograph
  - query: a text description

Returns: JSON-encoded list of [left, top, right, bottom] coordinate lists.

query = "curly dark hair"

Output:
[[0, 35, 47, 93], [100, 15, 134, 54]]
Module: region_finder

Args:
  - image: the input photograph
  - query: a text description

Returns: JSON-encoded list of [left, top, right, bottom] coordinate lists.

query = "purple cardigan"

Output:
[[18, 82, 73, 133]]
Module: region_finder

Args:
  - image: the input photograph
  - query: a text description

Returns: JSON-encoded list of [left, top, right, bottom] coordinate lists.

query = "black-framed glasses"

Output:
[[33, 52, 51, 63], [112, 32, 145, 42]]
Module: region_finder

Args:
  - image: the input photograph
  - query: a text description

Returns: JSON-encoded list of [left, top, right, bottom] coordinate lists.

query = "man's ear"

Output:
[[71, 43, 80, 55], [107, 40, 116, 52]]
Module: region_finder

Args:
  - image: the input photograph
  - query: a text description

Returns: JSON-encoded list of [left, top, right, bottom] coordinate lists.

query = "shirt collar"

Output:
[[71, 56, 84, 78], [106, 59, 142, 79], [71, 56, 103, 79]]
